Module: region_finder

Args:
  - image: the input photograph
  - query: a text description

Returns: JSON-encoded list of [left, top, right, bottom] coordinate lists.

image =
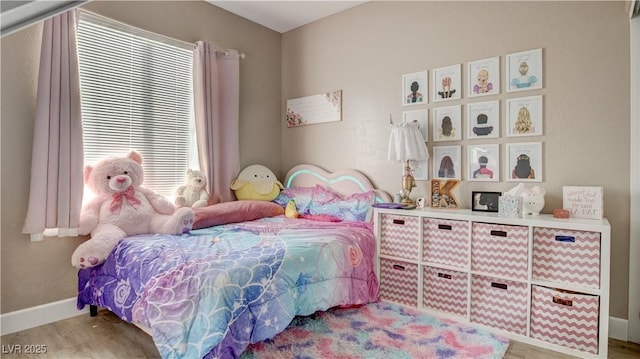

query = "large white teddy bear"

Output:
[[72, 150, 194, 268], [174, 169, 210, 208]]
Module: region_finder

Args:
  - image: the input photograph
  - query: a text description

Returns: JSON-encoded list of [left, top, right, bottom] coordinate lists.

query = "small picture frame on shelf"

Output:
[[471, 191, 501, 212], [562, 186, 604, 220]]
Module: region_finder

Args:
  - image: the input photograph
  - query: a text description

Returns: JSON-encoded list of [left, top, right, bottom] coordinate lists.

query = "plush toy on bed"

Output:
[[174, 169, 210, 208], [71, 150, 195, 269], [230, 164, 283, 201]]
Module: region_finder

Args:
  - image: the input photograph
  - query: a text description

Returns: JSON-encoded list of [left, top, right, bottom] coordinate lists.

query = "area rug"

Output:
[[240, 301, 510, 359]]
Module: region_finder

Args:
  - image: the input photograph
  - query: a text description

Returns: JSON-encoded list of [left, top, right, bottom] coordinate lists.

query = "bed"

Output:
[[77, 164, 390, 359]]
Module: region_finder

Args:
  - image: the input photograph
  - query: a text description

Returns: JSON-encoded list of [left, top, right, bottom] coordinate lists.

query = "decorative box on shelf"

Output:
[[373, 207, 610, 359], [498, 195, 522, 218]]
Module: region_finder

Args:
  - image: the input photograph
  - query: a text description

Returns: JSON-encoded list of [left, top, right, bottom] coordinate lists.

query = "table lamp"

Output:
[[388, 122, 428, 204]]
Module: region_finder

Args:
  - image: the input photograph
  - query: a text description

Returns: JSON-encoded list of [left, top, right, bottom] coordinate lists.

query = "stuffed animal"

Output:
[[71, 150, 194, 269], [230, 164, 283, 201], [175, 169, 210, 208]]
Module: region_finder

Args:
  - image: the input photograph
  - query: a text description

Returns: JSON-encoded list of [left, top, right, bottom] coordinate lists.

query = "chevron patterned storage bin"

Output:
[[379, 258, 419, 307], [471, 223, 529, 280], [423, 218, 469, 267], [380, 214, 420, 260], [423, 266, 468, 317], [530, 285, 600, 354], [532, 227, 601, 289], [470, 274, 528, 335]]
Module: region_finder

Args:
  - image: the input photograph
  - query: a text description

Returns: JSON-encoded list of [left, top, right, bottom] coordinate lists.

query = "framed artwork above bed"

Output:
[[286, 90, 342, 127]]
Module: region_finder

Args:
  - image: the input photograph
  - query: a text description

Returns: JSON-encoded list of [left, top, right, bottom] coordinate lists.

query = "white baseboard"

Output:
[[0, 299, 631, 343], [609, 316, 629, 341], [0, 298, 89, 336]]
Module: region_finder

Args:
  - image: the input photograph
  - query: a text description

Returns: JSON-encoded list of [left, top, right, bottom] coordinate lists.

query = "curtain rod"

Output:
[[78, 8, 246, 59]]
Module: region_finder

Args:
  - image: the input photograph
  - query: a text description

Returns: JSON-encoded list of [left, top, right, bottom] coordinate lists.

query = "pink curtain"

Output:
[[193, 41, 240, 202], [22, 9, 84, 240]]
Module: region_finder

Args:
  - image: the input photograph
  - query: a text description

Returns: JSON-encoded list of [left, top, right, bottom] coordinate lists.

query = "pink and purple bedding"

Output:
[[77, 216, 379, 358]]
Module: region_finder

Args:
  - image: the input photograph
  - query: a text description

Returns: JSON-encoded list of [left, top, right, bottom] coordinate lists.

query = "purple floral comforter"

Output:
[[77, 216, 379, 358]]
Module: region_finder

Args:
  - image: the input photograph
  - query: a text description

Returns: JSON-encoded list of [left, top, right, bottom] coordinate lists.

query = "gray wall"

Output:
[[281, 1, 631, 319], [0, 0, 282, 313]]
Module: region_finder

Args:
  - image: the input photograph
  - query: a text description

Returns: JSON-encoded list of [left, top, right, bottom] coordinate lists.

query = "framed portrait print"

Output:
[[433, 145, 461, 180], [432, 105, 461, 142], [412, 159, 428, 180], [467, 100, 499, 139], [506, 48, 543, 92], [468, 144, 499, 182], [467, 56, 500, 97], [506, 95, 543, 137], [403, 71, 428, 106], [506, 142, 542, 182], [403, 109, 428, 141], [432, 64, 462, 102], [472, 191, 501, 212]]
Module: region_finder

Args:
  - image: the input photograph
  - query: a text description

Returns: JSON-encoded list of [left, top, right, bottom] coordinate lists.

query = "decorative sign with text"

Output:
[[562, 186, 603, 220], [286, 90, 342, 127]]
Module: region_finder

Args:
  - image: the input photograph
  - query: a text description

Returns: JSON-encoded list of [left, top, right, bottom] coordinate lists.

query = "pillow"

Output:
[[192, 200, 284, 229], [308, 185, 375, 222], [273, 187, 314, 214]]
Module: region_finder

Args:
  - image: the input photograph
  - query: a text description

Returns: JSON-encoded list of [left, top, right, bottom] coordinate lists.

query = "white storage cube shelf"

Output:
[[374, 207, 610, 359]]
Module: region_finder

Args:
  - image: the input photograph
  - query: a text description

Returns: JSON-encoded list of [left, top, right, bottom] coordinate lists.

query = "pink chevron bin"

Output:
[[470, 274, 528, 335], [530, 285, 600, 354], [532, 227, 601, 289], [423, 266, 468, 317], [423, 218, 469, 267], [471, 223, 529, 280], [379, 258, 419, 307], [381, 214, 420, 260]]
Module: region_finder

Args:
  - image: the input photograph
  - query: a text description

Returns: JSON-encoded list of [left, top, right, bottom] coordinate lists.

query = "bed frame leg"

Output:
[[90, 305, 98, 317]]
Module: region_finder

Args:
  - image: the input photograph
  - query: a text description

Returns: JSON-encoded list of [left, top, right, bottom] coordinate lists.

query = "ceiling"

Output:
[[207, 1, 367, 33], [1, 1, 86, 36]]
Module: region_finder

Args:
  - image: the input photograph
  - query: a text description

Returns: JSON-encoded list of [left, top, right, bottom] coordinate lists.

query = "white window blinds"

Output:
[[76, 11, 198, 197]]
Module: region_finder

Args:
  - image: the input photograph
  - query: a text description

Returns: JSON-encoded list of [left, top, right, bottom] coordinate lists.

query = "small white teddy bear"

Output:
[[175, 169, 210, 208]]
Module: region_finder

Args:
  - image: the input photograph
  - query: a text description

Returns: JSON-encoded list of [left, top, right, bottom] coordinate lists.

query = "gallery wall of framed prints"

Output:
[[400, 48, 545, 183]]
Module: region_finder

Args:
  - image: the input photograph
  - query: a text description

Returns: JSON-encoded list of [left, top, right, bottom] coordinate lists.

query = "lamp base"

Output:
[[400, 189, 416, 205], [400, 162, 416, 205]]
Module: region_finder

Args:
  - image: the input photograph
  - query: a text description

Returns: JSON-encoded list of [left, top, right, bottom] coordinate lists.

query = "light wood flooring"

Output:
[[2, 310, 640, 358]]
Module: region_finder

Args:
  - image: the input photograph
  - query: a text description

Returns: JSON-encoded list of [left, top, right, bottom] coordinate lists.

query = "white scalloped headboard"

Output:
[[284, 164, 391, 203]]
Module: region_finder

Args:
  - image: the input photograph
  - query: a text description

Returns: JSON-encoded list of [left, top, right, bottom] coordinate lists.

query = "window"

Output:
[[76, 11, 198, 198]]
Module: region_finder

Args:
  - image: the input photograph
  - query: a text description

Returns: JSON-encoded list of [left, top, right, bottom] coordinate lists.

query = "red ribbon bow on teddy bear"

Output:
[[110, 186, 142, 213]]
